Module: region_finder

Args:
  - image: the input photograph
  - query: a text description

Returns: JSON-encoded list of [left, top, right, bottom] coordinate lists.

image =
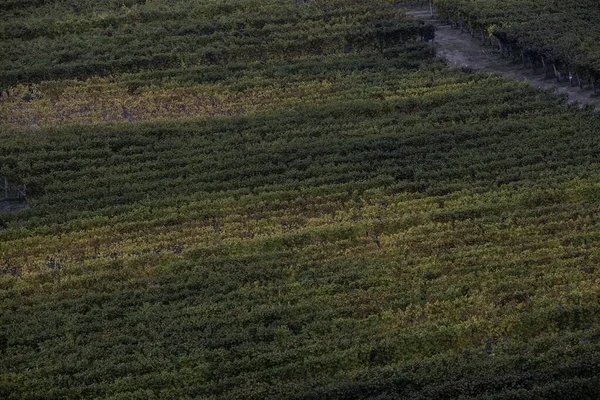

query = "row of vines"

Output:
[[0, 0, 433, 88]]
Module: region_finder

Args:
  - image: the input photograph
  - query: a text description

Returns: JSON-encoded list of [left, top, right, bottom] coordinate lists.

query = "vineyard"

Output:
[[434, 0, 600, 90], [2, 0, 600, 399]]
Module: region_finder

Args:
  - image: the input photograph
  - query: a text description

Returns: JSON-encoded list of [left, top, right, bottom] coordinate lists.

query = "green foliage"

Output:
[[2, 0, 600, 399], [0, 0, 434, 88]]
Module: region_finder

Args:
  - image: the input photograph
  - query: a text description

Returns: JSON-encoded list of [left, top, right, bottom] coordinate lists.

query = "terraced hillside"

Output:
[[2, 0, 600, 399]]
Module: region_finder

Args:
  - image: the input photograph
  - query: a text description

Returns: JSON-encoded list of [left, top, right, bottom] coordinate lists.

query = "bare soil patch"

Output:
[[407, 8, 599, 110]]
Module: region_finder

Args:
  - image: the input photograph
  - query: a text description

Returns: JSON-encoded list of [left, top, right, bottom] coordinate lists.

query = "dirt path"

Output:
[[407, 9, 599, 110]]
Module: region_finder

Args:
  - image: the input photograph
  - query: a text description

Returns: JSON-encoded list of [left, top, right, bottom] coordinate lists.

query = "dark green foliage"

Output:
[[2, 1, 600, 399]]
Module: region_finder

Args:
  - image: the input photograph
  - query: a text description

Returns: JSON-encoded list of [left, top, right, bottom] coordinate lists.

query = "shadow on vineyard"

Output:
[[0, 200, 27, 216], [0, 175, 27, 216]]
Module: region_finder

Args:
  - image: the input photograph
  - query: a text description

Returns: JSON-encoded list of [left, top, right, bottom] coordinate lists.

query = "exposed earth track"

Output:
[[407, 8, 599, 110]]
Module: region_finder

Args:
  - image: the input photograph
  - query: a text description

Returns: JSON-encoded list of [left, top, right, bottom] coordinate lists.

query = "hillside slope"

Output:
[[2, 1, 600, 399]]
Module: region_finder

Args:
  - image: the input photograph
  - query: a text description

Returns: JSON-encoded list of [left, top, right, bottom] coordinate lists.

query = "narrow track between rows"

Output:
[[407, 8, 599, 110]]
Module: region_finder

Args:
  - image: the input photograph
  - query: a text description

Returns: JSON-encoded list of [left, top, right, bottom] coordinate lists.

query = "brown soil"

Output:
[[407, 8, 599, 110]]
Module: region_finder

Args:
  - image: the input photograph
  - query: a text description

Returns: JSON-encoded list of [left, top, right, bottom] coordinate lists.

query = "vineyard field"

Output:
[[2, 0, 600, 399], [434, 0, 600, 89]]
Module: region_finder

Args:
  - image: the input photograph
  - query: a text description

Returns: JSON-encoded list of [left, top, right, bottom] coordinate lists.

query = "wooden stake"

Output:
[[541, 57, 548, 77], [568, 70, 573, 87]]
